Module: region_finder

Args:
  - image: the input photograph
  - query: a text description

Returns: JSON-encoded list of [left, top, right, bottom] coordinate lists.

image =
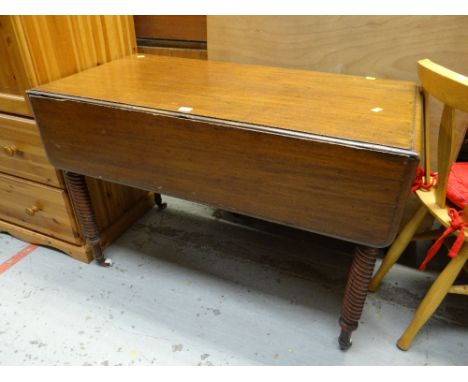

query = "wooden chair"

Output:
[[368, 59, 468, 351]]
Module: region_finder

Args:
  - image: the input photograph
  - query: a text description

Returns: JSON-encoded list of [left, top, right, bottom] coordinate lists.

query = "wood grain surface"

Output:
[[85, 178, 153, 232], [29, 94, 419, 247], [0, 172, 81, 243], [0, 191, 154, 263], [137, 46, 207, 60], [207, 16, 468, 80], [0, 15, 136, 116], [134, 16, 207, 41], [33, 54, 419, 151], [0, 93, 30, 116]]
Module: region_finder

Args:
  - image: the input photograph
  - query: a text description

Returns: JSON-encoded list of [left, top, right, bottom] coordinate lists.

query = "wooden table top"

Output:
[[33, 54, 421, 153]]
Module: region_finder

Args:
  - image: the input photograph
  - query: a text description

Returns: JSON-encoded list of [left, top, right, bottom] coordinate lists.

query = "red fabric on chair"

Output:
[[446, 162, 468, 209], [419, 208, 466, 271], [411, 166, 438, 192], [417, 162, 468, 271]]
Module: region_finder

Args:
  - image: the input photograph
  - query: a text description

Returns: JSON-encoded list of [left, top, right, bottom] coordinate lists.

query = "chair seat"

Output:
[[446, 162, 468, 209], [416, 188, 468, 238]]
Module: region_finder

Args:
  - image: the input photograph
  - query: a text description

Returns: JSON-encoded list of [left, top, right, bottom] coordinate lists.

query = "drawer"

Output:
[[0, 113, 62, 187], [0, 93, 31, 117], [0, 173, 82, 244]]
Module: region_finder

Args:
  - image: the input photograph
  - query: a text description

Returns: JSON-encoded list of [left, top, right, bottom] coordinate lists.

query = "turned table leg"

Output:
[[64, 171, 112, 267], [338, 245, 378, 350], [155, 193, 167, 210]]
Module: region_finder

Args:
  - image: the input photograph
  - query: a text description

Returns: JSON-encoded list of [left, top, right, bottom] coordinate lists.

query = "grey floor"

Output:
[[0, 196, 466, 365]]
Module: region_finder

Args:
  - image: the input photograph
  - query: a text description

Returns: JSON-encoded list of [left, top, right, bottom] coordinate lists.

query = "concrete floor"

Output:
[[0, 196, 466, 365]]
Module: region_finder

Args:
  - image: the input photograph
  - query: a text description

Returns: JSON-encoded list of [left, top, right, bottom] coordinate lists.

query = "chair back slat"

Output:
[[418, 59, 468, 113], [435, 105, 456, 208], [422, 89, 432, 181], [418, 59, 468, 209]]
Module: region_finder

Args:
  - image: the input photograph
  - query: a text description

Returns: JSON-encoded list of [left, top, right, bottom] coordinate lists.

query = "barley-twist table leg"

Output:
[[64, 171, 112, 267], [338, 245, 378, 350], [155, 193, 167, 210]]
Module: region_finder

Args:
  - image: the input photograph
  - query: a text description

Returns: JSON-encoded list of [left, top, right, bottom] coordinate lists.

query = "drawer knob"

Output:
[[25, 204, 42, 216], [2, 145, 17, 157]]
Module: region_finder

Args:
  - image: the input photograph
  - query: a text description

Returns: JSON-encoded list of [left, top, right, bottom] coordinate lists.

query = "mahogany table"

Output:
[[27, 54, 422, 350]]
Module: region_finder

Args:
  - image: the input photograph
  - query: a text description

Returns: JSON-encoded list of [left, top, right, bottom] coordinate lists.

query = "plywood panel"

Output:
[[207, 16, 468, 80]]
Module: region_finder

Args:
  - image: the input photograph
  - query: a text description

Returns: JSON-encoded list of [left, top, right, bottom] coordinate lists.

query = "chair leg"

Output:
[[397, 244, 468, 351], [369, 205, 428, 292]]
